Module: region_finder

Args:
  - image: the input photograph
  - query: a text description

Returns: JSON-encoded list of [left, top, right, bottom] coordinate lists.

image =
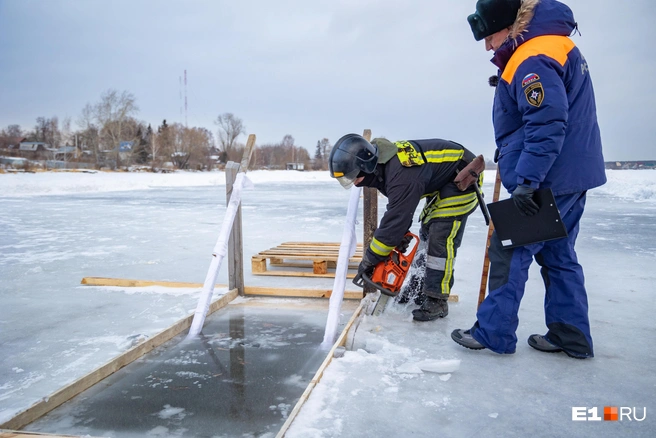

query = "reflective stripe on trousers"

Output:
[[422, 216, 468, 298]]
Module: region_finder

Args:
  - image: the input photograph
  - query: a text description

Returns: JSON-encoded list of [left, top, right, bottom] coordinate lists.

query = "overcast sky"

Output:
[[0, 0, 654, 161]]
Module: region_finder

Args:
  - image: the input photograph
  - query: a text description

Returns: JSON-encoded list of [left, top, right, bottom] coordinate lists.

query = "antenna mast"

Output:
[[179, 76, 183, 119], [184, 69, 188, 128]]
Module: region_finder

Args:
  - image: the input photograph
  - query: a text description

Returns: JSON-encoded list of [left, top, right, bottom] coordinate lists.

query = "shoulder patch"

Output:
[[522, 73, 540, 87], [524, 82, 544, 107]]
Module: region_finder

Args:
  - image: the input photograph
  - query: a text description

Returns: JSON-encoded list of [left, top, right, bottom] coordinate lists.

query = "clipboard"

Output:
[[487, 188, 568, 248]]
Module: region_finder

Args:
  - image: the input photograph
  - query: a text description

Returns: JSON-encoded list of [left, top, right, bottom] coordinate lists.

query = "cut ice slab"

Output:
[[396, 359, 461, 374]]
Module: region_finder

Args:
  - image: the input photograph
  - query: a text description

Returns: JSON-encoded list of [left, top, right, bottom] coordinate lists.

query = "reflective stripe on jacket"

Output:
[[361, 139, 478, 262]]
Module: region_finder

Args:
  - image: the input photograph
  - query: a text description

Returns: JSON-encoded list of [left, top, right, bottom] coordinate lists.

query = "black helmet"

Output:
[[329, 134, 378, 188]]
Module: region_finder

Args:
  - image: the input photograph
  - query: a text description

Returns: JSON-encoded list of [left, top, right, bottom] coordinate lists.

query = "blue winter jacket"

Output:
[[491, 0, 606, 195]]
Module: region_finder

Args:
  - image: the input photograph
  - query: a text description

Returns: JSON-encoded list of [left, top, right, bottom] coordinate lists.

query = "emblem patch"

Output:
[[522, 73, 540, 87], [524, 82, 544, 107]]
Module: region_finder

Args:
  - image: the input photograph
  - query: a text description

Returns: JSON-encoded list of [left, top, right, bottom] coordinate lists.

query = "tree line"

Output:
[[0, 89, 332, 171]]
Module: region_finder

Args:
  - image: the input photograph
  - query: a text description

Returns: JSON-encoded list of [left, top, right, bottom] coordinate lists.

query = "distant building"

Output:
[[53, 146, 79, 160], [5, 137, 26, 149], [286, 162, 305, 171], [605, 161, 656, 170], [19, 141, 51, 152]]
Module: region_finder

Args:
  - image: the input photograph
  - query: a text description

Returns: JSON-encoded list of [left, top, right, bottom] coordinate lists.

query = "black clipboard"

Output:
[[487, 188, 568, 248]]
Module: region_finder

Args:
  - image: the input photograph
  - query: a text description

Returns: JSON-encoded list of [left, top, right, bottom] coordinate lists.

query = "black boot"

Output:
[[412, 295, 448, 321], [414, 290, 426, 305]]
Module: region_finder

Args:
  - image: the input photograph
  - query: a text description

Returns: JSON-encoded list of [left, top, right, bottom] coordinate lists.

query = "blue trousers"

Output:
[[472, 192, 594, 357]]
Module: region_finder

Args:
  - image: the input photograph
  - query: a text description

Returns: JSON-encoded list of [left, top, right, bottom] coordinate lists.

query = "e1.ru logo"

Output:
[[572, 407, 647, 421]]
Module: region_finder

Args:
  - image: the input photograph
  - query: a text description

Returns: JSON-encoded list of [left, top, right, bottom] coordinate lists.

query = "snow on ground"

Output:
[[0, 169, 334, 197], [1, 169, 655, 437], [2, 168, 656, 202]]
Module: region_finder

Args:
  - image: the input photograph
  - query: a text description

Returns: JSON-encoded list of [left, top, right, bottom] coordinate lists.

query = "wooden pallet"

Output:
[[252, 242, 363, 278]]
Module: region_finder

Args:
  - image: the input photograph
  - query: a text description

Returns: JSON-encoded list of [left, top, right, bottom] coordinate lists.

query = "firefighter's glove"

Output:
[[512, 184, 539, 216], [357, 257, 376, 278], [396, 234, 413, 253]]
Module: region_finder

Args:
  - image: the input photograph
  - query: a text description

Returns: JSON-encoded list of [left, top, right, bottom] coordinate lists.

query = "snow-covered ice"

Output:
[[1, 169, 655, 437]]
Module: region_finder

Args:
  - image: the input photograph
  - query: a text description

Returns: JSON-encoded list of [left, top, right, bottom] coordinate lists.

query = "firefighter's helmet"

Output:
[[329, 134, 378, 188]]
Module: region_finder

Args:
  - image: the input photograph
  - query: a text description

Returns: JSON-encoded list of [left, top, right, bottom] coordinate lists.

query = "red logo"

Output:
[[604, 406, 618, 421]]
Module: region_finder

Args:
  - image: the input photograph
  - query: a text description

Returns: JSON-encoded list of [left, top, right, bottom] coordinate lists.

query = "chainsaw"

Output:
[[353, 232, 420, 315]]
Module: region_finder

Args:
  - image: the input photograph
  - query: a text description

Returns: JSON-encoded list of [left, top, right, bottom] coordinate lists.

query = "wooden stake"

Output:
[[477, 169, 502, 308], [361, 129, 377, 295]]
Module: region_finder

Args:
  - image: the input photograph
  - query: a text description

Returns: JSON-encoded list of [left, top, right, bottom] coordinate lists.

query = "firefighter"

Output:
[[329, 134, 484, 321]]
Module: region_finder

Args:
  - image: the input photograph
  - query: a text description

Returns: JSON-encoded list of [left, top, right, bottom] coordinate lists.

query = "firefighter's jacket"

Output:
[[357, 139, 478, 264]]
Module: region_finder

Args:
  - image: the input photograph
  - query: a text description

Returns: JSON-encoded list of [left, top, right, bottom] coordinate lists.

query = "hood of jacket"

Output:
[[491, 0, 577, 71]]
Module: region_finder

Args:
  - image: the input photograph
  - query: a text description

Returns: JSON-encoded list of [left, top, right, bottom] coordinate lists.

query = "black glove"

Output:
[[512, 184, 539, 216], [353, 256, 377, 289], [357, 257, 376, 278], [396, 233, 413, 253]]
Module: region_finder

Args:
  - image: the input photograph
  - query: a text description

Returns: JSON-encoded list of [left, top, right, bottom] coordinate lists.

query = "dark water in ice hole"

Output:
[[26, 300, 354, 438]]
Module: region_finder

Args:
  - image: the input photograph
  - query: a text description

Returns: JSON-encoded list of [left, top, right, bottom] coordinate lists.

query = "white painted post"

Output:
[[187, 135, 256, 339], [322, 185, 362, 347]]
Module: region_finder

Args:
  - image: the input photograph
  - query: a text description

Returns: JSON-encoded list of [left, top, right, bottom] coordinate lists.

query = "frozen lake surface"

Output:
[[1, 169, 655, 437]]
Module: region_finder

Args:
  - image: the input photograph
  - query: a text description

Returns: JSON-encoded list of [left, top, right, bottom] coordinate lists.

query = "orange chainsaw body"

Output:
[[361, 232, 419, 297]]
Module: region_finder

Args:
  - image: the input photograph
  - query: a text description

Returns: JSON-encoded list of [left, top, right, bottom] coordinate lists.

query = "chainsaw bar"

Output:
[[371, 293, 390, 317]]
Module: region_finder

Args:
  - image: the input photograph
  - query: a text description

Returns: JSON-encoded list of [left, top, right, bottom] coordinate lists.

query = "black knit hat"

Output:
[[467, 0, 521, 41]]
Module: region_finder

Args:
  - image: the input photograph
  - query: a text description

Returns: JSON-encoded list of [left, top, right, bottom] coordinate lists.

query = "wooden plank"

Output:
[[243, 287, 363, 300], [0, 432, 93, 438], [254, 254, 360, 262], [275, 300, 366, 438], [312, 260, 328, 275], [251, 256, 267, 273], [81, 277, 204, 288], [257, 247, 362, 254], [239, 134, 256, 172], [257, 250, 362, 257], [79, 277, 362, 298], [251, 270, 356, 279], [269, 261, 357, 269], [0, 289, 239, 431], [278, 242, 364, 247]]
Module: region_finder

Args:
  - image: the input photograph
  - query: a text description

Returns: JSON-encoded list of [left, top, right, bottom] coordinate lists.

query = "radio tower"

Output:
[[179, 76, 183, 119], [184, 70, 188, 127]]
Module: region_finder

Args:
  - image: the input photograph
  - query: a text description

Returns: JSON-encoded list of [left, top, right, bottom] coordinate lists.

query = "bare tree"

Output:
[[156, 120, 172, 168], [5, 125, 22, 138], [77, 103, 100, 165], [150, 131, 160, 170], [319, 138, 331, 160], [282, 134, 296, 163], [33, 117, 61, 147], [167, 123, 214, 170], [214, 113, 245, 157], [61, 117, 72, 145], [0, 125, 23, 149], [93, 89, 139, 168]]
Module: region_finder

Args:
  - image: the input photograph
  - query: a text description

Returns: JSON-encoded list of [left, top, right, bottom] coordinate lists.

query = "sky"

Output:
[[1, 0, 655, 161]]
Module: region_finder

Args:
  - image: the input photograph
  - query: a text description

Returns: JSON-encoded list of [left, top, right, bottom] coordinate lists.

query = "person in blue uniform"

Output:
[[451, 0, 606, 359]]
